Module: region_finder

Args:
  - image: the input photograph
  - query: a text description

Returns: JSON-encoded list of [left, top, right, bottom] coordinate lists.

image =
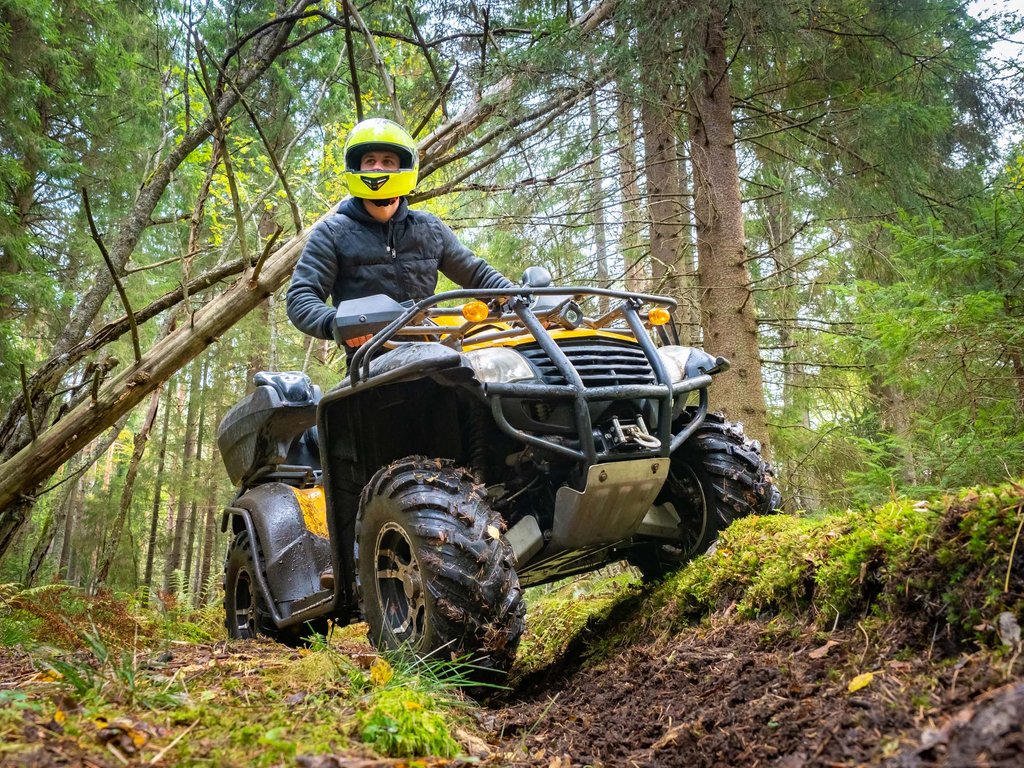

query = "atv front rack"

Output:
[[348, 286, 713, 464]]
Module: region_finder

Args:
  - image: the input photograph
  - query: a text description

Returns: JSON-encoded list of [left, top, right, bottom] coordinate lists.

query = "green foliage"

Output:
[[38, 629, 188, 711], [358, 686, 460, 758]]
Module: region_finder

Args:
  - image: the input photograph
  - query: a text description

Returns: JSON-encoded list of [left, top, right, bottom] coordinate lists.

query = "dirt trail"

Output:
[[491, 620, 1024, 767]]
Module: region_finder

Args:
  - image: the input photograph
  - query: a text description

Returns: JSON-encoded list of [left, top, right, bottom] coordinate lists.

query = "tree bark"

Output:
[[182, 360, 208, 590], [144, 383, 173, 590], [94, 389, 161, 587], [588, 92, 610, 313], [616, 92, 646, 294], [638, 28, 695, 342], [25, 480, 74, 587], [685, 5, 770, 448], [164, 363, 202, 593], [195, 357, 227, 605], [57, 475, 82, 583]]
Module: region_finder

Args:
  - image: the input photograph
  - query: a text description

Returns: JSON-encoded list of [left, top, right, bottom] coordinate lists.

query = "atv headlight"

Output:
[[465, 348, 535, 384], [656, 346, 692, 383]]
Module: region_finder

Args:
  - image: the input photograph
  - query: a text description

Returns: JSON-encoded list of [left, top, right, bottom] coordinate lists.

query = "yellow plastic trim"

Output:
[[462, 327, 636, 352], [291, 486, 329, 539]]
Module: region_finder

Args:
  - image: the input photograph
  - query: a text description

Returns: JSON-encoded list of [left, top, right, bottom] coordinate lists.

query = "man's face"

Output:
[[359, 150, 401, 172]]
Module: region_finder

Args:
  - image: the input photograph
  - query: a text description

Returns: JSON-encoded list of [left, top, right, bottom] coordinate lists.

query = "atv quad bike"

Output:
[[216, 268, 778, 675]]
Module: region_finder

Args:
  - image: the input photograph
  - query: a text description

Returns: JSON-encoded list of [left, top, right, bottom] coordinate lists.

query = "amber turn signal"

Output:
[[648, 307, 671, 326], [462, 300, 490, 322]]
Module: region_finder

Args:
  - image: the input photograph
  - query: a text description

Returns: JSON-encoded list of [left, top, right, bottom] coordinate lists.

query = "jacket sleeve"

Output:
[[286, 219, 339, 340], [435, 218, 514, 291]]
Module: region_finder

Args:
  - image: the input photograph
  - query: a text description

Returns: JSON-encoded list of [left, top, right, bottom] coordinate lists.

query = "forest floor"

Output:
[[2, 481, 1024, 767]]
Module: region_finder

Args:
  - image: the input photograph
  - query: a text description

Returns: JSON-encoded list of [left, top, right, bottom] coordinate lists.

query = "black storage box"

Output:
[[217, 372, 321, 487]]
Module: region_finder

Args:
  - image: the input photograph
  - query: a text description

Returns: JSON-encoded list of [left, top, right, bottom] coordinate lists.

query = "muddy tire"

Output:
[[630, 413, 780, 581], [223, 529, 327, 647], [355, 456, 525, 677]]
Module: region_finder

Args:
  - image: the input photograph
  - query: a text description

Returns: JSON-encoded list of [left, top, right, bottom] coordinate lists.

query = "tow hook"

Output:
[[610, 416, 662, 449]]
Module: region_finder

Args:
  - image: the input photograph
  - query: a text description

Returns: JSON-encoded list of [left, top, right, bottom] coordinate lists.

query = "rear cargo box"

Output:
[[217, 372, 320, 486]]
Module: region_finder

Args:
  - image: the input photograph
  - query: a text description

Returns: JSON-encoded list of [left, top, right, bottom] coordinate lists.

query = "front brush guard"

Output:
[[348, 286, 716, 466]]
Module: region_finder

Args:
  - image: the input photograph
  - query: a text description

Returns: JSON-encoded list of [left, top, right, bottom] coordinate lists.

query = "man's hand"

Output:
[[345, 334, 372, 348]]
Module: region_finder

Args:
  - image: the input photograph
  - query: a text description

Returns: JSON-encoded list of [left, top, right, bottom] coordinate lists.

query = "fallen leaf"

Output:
[[455, 727, 490, 759], [847, 672, 874, 692], [808, 640, 840, 660]]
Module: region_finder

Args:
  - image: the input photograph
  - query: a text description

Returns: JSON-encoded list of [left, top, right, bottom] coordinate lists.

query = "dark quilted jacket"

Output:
[[286, 197, 512, 340]]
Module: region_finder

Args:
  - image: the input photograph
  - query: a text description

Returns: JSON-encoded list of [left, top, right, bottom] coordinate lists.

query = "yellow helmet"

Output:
[[343, 118, 419, 199]]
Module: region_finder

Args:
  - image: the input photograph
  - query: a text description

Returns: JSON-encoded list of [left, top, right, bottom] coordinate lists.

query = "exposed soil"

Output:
[[492, 618, 1024, 767]]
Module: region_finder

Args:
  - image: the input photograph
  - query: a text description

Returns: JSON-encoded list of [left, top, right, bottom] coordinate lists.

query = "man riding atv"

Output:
[[286, 118, 512, 350]]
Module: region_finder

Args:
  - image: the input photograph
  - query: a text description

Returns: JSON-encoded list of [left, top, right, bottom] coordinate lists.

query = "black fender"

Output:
[[223, 483, 331, 621], [344, 341, 469, 391], [317, 342, 474, 614]]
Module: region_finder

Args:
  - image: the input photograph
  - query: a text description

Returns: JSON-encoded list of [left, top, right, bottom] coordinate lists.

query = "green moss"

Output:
[[513, 571, 640, 677]]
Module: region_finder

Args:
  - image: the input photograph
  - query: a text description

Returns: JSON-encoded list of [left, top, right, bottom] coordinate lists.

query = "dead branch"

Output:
[[82, 187, 141, 364], [194, 38, 250, 274], [413, 78, 606, 203], [412, 64, 459, 139], [343, 0, 404, 125], [420, 81, 603, 180], [343, 2, 363, 122], [199, 40, 303, 233], [404, 5, 448, 118], [250, 226, 283, 287]]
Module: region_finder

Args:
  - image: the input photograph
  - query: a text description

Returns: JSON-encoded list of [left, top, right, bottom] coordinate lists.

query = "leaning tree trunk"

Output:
[[94, 390, 161, 587], [25, 418, 127, 586], [685, 5, 770, 448]]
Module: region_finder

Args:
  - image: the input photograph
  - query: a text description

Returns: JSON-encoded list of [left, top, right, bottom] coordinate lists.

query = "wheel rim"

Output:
[[374, 522, 427, 646], [233, 569, 256, 636], [659, 463, 709, 559]]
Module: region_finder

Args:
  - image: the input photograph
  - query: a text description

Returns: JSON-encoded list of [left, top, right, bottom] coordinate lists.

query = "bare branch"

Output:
[[82, 187, 141, 364], [343, 0, 404, 124], [404, 5, 448, 119], [250, 226, 283, 287], [412, 64, 459, 139], [343, 1, 363, 122], [194, 38, 250, 276], [199, 41, 304, 233]]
